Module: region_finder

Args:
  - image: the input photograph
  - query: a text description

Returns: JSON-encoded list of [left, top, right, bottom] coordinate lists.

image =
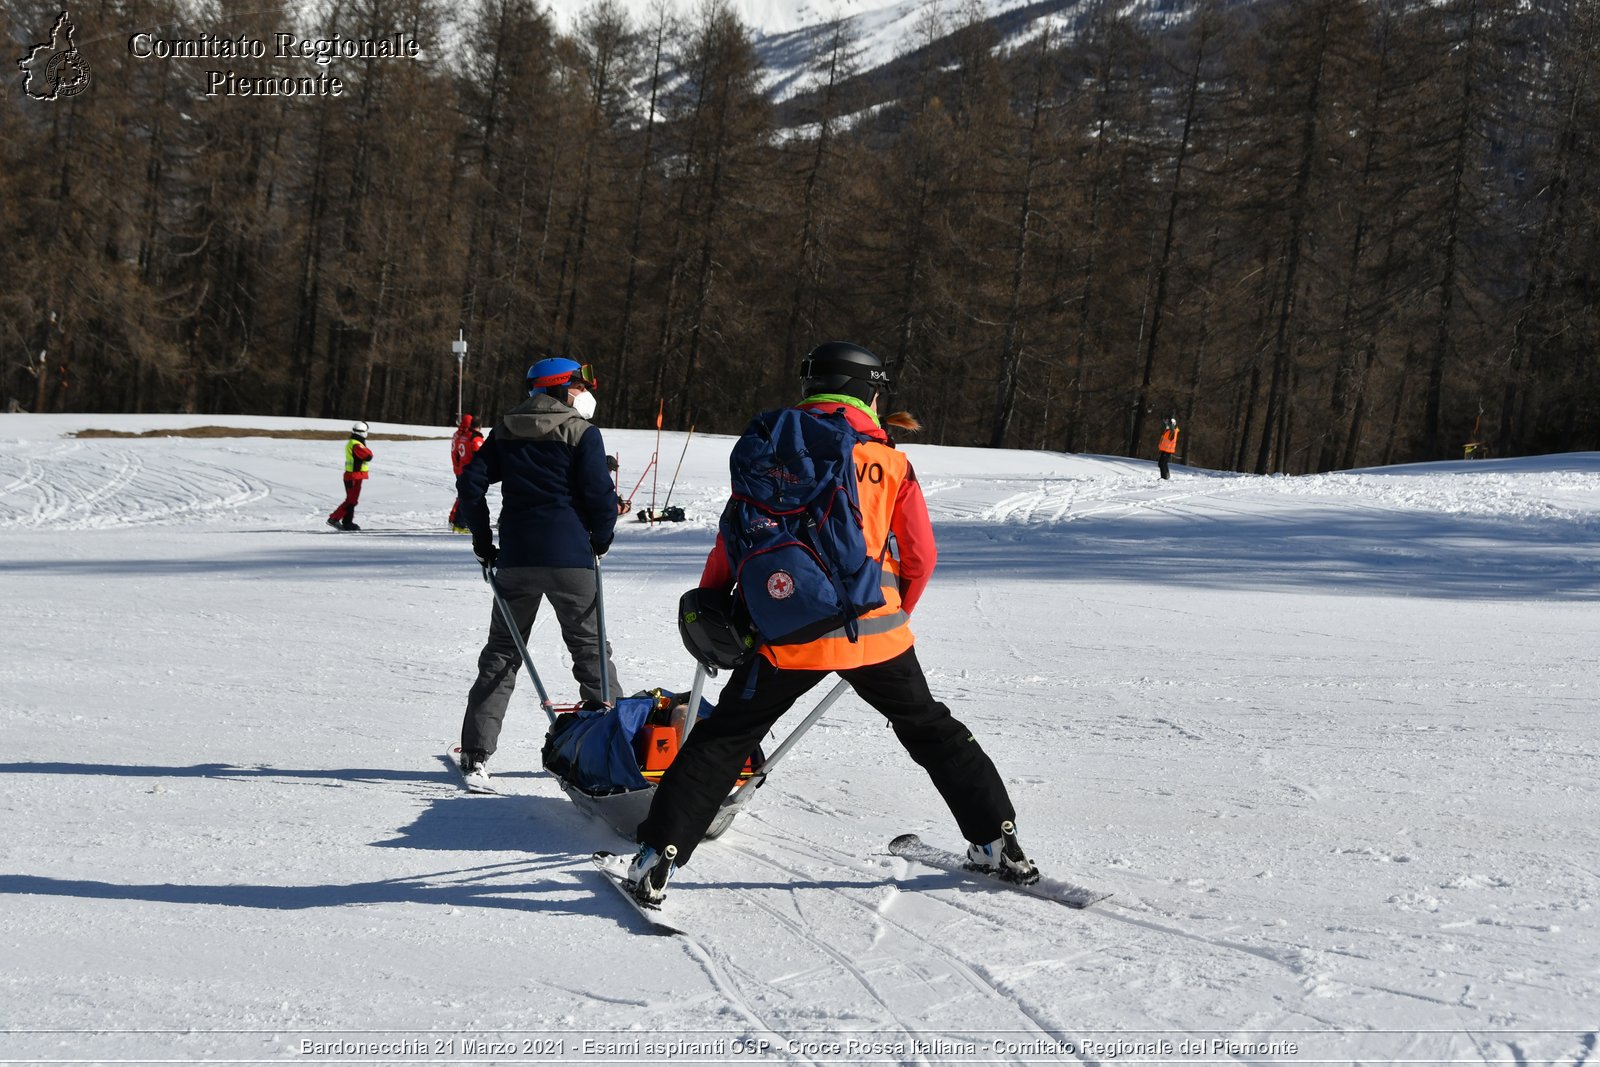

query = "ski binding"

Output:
[[888, 833, 1110, 909], [592, 851, 684, 935]]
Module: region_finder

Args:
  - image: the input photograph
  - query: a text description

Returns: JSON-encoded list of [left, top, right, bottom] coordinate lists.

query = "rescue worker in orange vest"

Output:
[[628, 342, 1037, 904], [1158, 417, 1179, 480], [448, 414, 484, 533], [326, 421, 373, 531]]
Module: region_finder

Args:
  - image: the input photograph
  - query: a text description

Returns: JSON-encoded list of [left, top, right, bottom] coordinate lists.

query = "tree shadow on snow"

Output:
[[0, 760, 443, 785], [0, 533, 715, 579], [934, 507, 1600, 600]]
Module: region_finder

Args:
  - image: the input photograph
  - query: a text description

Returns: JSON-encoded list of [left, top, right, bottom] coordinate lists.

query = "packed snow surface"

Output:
[[2, 413, 1597, 1065]]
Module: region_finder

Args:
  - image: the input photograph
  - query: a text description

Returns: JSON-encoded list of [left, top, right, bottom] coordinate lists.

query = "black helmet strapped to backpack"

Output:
[[801, 341, 891, 403], [678, 588, 757, 672]]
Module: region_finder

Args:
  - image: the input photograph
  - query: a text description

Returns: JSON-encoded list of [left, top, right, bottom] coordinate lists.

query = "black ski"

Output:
[[591, 852, 684, 935], [888, 834, 1110, 909]]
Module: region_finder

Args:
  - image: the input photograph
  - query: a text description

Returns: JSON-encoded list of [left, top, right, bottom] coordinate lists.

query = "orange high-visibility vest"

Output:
[[1159, 428, 1179, 454]]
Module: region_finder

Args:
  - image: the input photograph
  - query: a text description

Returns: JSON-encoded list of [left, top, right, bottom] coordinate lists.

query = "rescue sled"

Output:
[[540, 664, 848, 838], [487, 568, 842, 840]]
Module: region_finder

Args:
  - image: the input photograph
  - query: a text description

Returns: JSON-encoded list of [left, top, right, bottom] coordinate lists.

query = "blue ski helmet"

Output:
[[801, 341, 890, 403], [526, 357, 599, 395]]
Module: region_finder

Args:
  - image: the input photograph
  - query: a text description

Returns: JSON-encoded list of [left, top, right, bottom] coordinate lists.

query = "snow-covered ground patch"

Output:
[[2, 413, 1596, 1065]]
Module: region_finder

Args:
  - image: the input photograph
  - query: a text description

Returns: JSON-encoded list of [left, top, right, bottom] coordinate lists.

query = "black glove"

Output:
[[474, 541, 497, 576], [605, 455, 619, 473], [591, 539, 610, 559]]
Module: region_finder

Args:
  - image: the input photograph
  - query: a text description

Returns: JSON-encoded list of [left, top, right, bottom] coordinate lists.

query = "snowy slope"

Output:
[[2, 413, 1598, 1065]]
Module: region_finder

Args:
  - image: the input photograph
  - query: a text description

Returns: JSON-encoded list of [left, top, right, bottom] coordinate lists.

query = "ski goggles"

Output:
[[527, 362, 600, 391]]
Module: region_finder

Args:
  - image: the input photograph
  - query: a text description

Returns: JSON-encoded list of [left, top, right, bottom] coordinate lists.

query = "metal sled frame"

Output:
[[558, 666, 851, 841], [704, 671, 849, 838], [490, 568, 848, 841]]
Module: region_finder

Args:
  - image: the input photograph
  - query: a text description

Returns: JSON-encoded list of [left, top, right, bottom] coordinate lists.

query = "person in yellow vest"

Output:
[[1158, 417, 1179, 480], [626, 342, 1037, 904], [326, 421, 373, 531]]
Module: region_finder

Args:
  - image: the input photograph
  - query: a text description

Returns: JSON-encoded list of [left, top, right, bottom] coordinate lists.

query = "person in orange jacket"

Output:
[[626, 342, 1038, 904], [1158, 417, 1179, 480], [448, 414, 484, 532], [326, 421, 373, 531]]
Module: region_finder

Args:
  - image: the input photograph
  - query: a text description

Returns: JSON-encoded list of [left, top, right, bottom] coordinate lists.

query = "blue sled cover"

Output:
[[541, 693, 713, 797]]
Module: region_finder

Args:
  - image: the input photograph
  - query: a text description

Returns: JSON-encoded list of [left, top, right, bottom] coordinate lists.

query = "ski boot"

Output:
[[339, 519, 361, 531], [966, 820, 1040, 885], [326, 517, 341, 530], [627, 844, 678, 906], [458, 748, 491, 789]]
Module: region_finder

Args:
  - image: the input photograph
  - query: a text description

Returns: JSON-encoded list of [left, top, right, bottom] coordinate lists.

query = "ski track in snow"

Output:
[[716, 829, 1061, 1064], [2, 417, 1598, 1064], [0, 441, 272, 530]]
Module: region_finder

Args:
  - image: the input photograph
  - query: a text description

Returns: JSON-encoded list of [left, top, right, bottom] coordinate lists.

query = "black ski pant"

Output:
[[1158, 452, 1171, 479], [635, 645, 1016, 867]]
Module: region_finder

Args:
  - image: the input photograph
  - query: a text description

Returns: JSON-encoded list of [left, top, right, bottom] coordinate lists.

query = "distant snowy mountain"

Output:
[[538, 0, 1202, 104]]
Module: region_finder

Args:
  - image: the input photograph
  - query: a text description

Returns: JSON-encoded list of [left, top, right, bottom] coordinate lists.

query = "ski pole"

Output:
[[650, 399, 663, 514], [485, 569, 556, 724], [661, 423, 695, 511], [593, 553, 611, 706], [624, 455, 656, 510]]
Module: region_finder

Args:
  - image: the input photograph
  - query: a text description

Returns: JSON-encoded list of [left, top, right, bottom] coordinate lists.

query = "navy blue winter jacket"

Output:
[[456, 394, 618, 569]]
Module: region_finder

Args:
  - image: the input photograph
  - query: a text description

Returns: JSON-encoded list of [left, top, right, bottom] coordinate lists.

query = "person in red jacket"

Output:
[[326, 421, 373, 531], [448, 414, 484, 533], [1158, 417, 1179, 480], [626, 342, 1038, 905]]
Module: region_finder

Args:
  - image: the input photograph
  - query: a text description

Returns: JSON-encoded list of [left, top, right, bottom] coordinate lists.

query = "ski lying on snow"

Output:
[[445, 741, 499, 795], [888, 834, 1110, 910], [591, 852, 684, 935]]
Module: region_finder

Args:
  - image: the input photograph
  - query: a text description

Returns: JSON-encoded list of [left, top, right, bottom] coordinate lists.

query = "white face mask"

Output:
[[571, 389, 597, 421]]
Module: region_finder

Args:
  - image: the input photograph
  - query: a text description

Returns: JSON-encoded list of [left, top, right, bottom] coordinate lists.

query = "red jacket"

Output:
[[451, 415, 484, 476], [701, 399, 936, 671]]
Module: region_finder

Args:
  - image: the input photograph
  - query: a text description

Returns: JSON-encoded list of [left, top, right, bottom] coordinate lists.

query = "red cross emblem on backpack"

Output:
[[766, 570, 796, 600]]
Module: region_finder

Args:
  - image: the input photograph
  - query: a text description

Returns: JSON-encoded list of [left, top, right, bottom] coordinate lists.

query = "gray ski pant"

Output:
[[460, 565, 621, 756]]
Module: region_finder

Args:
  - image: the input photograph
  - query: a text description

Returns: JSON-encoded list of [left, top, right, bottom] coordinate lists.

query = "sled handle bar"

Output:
[[682, 662, 710, 746], [593, 553, 612, 706], [485, 569, 557, 724], [756, 677, 849, 778]]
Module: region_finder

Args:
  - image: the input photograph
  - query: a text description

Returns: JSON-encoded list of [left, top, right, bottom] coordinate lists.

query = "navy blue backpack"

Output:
[[720, 407, 886, 646]]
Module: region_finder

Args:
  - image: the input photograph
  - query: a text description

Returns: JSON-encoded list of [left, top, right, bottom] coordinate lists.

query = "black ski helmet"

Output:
[[678, 587, 756, 671], [800, 341, 890, 403]]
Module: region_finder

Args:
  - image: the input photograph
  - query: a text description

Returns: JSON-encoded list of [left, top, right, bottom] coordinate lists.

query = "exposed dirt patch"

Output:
[[73, 426, 439, 441]]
